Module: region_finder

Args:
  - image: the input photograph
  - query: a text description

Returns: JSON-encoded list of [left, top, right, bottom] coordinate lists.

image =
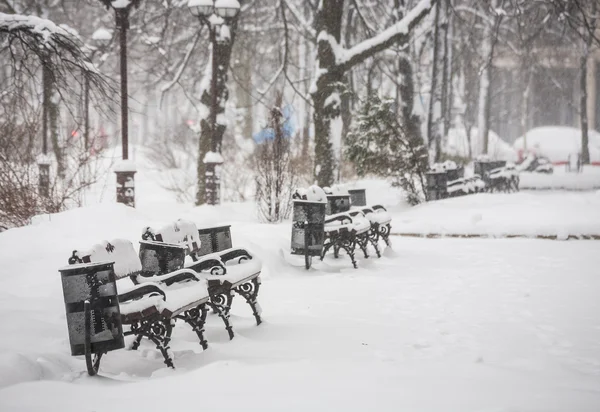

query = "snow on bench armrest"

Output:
[[133, 268, 202, 285]]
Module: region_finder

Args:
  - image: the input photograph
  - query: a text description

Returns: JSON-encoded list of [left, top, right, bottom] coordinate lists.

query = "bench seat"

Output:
[[70, 239, 215, 369], [142, 220, 264, 336]]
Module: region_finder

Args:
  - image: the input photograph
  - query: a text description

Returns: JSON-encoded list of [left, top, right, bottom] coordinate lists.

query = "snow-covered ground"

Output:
[[1, 179, 600, 411], [393, 190, 600, 238], [519, 167, 600, 191]]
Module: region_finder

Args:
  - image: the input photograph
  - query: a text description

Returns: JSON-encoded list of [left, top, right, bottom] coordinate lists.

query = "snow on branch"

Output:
[[0, 12, 116, 108], [337, 0, 436, 72], [0, 12, 79, 45]]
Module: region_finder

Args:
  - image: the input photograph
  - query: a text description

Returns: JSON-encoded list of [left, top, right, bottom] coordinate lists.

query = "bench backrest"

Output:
[[70, 239, 142, 279]]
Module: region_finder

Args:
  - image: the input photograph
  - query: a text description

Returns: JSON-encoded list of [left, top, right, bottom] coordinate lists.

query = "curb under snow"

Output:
[[391, 233, 600, 241]]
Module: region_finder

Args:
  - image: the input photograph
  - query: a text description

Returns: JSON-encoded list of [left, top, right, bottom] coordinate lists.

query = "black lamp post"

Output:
[[37, 60, 51, 198], [98, 0, 141, 208], [188, 0, 240, 206]]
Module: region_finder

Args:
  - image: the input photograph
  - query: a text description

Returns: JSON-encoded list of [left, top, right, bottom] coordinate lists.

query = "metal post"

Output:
[[205, 26, 220, 206], [114, 7, 135, 207], [39, 61, 51, 197], [84, 76, 90, 151], [117, 8, 129, 161]]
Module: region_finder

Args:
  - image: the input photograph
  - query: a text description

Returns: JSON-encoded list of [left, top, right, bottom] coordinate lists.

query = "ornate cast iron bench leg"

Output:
[[368, 224, 382, 258], [339, 233, 358, 268], [320, 234, 335, 261], [175, 303, 210, 350], [208, 280, 235, 340], [130, 318, 175, 368], [379, 223, 392, 247], [357, 232, 369, 259], [130, 333, 144, 351], [233, 277, 262, 326]]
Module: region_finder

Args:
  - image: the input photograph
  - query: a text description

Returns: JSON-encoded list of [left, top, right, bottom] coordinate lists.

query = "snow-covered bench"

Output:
[[346, 188, 393, 257], [352, 206, 392, 257], [321, 186, 376, 267], [320, 211, 371, 268], [487, 165, 519, 193], [141, 219, 263, 337], [68, 239, 223, 371]]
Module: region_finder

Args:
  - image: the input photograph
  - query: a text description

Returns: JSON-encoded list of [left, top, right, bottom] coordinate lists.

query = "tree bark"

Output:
[[580, 54, 590, 164], [310, 0, 437, 187], [427, 0, 442, 161], [195, 22, 238, 206]]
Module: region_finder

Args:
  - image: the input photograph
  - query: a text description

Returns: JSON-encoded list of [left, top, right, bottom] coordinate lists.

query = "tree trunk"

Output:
[[195, 23, 238, 205], [521, 70, 532, 151], [478, 14, 492, 156], [427, 0, 442, 162], [580, 54, 590, 164], [442, 0, 453, 137], [312, 0, 344, 187], [312, 71, 343, 187], [311, 0, 436, 186]]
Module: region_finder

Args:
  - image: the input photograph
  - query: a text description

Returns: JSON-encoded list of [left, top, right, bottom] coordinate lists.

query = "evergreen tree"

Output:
[[345, 95, 428, 205]]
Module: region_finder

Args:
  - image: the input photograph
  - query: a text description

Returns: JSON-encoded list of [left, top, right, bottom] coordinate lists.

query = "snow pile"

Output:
[[445, 127, 518, 161], [513, 126, 600, 164], [392, 191, 600, 238], [520, 167, 600, 190]]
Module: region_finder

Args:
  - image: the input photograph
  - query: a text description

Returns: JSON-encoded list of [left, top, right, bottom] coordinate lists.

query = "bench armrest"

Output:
[[134, 268, 201, 286], [325, 213, 353, 225], [188, 257, 225, 273], [219, 248, 253, 264], [119, 283, 166, 303]]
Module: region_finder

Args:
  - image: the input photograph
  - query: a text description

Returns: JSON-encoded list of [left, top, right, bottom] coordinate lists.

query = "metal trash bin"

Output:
[[291, 200, 326, 269], [59, 261, 124, 357], [425, 171, 448, 201], [197, 225, 232, 256], [325, 194, 351, 215], [348, 189, 367, 207], [139, 240, 186, 277]]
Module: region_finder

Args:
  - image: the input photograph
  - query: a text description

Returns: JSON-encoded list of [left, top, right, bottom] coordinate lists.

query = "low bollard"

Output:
[[59, 261, 124, 376], [291, 200, 326, 270]]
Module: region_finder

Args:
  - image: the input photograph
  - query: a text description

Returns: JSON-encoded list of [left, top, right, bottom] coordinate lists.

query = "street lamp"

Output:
[[98, 0, 141, 208], [37, 57, 52, 198], [188, 0, 240, 206]]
